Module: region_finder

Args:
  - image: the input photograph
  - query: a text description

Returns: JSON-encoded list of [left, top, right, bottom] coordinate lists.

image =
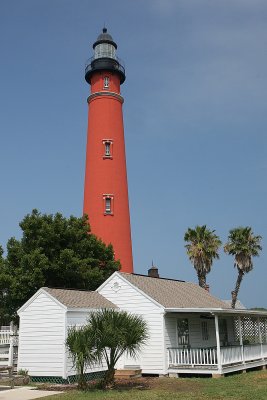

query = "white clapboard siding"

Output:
[[18, 292, 65, 376], [67, 311, 90, 326], [67, 353, 107, 377], [98, 275, 165, 374]]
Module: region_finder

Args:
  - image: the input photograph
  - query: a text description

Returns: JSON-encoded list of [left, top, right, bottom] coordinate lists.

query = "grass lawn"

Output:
[[41, 369, 267, 400]]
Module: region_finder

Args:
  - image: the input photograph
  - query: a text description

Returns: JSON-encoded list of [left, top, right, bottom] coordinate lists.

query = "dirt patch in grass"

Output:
[[148, 377, 203, 392], [113, 378, 150, 390], [104, 377, 203, 393], [249, 371, 267, 379], [36, 383, 78, 391]]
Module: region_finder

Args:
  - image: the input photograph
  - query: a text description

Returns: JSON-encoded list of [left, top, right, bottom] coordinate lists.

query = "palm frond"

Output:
[[184, 225, 222, 282], [87, 309, 148, 382], [224, 226, 262, 273]]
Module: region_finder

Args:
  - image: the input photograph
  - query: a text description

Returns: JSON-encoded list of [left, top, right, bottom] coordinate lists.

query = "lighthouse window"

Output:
[[103, 140, 113, 158], [105, 197, 112, 214], [95, 43, 116, 59], [105, 141, 111, 156], [104, 76, 109, 89]]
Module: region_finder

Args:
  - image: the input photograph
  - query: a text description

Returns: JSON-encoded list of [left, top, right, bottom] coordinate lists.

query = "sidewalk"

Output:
[[0, 387, 63, 400]]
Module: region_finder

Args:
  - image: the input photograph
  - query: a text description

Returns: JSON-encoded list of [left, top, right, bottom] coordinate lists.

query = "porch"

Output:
[[168, 343, 267, 375], [165, 309, 267, 376]]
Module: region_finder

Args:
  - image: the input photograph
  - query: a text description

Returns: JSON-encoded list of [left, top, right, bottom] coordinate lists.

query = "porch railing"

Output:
[[168, 344, 267, 368], [168, 347, 217, 366], [0, 328, 19, 367], [220, 346, 243, 364], [222, 343, 267, 364], [0, 332, 11, 345]]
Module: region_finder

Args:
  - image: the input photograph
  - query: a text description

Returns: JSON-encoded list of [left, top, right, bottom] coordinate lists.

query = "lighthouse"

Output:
[[83, 28, 134, 273]]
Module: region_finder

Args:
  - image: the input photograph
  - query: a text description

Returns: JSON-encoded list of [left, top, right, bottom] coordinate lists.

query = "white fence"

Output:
[[0, 328, 19, 367]]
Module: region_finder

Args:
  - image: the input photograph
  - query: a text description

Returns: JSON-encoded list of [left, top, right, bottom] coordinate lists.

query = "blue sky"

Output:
[[1, 0, 266, 307]]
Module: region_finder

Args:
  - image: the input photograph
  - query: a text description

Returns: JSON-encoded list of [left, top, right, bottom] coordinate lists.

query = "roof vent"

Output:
[[148, 262, 159, 278]]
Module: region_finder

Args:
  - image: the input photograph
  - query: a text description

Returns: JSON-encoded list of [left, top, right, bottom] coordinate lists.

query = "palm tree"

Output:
[[66, 325, 97, 389], [88, 309, 148, 387], [184, 225, 222, 289], [224, 227, 262, 309]]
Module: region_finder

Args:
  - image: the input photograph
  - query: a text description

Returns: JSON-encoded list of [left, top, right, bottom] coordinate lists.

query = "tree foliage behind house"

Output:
[[0, 245, 13, 323], [0, 209, 120, 323]]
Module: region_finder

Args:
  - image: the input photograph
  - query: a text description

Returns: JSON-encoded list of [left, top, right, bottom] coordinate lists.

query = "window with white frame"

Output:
[[103, 76, 109, 89], [177, 318, 189, 347]]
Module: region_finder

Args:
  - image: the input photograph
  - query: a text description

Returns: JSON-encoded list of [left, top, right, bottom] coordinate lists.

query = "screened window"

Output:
[[104, 76, 109, 89], [219, 319, 228, 346], [201, 321, 209, 341], [177, 318, 189, 346]]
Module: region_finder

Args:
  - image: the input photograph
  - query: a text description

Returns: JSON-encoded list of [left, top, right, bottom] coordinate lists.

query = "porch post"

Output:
[[214, 315, 222, 374], [8, 335, 14, 367], [238, 316, 244, 364], [258, 317, 263, 359]]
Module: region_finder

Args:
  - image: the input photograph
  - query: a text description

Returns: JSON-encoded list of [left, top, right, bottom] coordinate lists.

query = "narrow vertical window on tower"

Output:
[[103, 140, 113, 158], [103, 195, 113, 215], [103, 76, 109, 89], [105, 141, 111, 156]]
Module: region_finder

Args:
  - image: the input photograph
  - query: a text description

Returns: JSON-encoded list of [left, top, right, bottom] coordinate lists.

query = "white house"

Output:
[[17, 288, 116, 383], [17, 271, 267, 381]]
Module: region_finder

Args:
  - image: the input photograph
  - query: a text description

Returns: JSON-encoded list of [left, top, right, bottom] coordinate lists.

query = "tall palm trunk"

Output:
[[231, 269, 244, 309], [197, 270, 206, 289]]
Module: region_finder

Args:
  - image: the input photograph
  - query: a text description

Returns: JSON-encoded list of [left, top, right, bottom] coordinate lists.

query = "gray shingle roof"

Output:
[[119, 273, 231, 309], [223, 300, 246, 309], [43, 287, 117, 309]]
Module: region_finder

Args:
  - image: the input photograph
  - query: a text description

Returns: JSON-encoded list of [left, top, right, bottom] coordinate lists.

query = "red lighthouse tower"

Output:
[[83, 28, 133, 273]]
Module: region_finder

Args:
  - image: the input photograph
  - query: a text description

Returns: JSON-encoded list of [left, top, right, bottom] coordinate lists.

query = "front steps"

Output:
[[115, 369, 142, 379]]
